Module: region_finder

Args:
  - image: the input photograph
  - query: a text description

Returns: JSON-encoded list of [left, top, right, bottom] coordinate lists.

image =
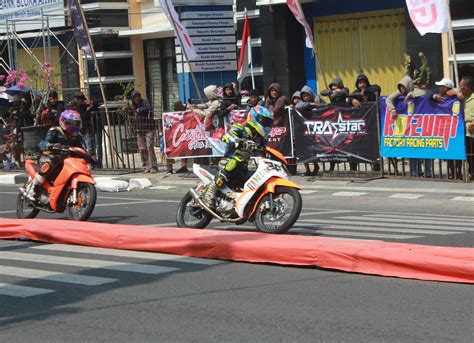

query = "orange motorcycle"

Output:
[[17, 146, 97, 221]]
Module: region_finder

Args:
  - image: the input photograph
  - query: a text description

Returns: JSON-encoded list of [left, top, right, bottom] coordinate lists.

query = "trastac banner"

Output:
[[293, 103, 379, 163], [379, 96, 466, 160], [163, 109, 294, 159]]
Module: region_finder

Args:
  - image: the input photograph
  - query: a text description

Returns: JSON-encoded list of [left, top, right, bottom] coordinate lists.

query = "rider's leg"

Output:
[[27, 156, 58, 201], [202, 156, 243, 209]]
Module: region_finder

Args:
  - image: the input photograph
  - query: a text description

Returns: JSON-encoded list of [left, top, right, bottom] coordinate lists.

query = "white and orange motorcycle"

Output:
[[176, 147, 302, 234]]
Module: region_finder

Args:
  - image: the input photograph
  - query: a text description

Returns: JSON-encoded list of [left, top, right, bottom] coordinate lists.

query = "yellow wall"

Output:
[[314, 11, 406, 95], [17, 46, 62, 94], [129, 0, 147, 96]]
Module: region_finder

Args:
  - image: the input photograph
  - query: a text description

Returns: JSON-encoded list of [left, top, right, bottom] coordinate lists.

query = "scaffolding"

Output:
[[0, 10, 81, 97]]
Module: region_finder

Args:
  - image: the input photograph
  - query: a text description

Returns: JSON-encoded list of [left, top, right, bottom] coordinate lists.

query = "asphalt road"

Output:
[[0, 182, 473, 342]]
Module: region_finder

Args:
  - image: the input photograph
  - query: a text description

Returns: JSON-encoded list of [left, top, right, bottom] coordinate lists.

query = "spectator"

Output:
[[290, 91, 301, 108], [296, 85, 325, 176], [386, 76, 426, 119], [320, 77, 350, 106], [320, 78, 349, 171], [45, 91, 65, 126], [245, 89, 264, 116], [72, 92, 95, 155], [88, 98, 103, 168], [212, 83, 240, 129], [348, 74, 381, 108], [386, 76, 427, 177], [6, 95, 33, 166], [348, 74, 382, 172], [130, 91, 158, 174], [189, 85, 222, 120], [459, 76, 474, 180], [430, 78, 459, 179], [430, 78, 455, 104], [265, 83, 289, 127]]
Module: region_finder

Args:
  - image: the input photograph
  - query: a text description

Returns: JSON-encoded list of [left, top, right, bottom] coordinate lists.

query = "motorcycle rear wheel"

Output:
[[66, 183, 97, 221], [255, 187, 302, 234], [16, 192, 40, 219], [176, 191, 213, 229]]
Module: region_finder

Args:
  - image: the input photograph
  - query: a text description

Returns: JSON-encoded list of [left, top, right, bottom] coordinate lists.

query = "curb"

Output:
[[0, 173, 28, 185]]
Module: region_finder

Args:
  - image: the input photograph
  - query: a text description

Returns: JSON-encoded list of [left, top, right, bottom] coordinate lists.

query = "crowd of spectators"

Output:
[[1, 74, 473, 181], [0, 90, 103, 170]]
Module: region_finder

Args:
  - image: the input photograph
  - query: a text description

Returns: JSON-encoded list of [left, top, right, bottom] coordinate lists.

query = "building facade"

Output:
[[236, 0, 474, 97]]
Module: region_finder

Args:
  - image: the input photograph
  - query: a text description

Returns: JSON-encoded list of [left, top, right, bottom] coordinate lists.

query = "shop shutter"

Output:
[[314, 12, 406, 96]]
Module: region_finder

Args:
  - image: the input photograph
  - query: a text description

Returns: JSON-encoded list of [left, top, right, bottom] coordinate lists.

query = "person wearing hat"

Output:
[[129, 90, 158, 173], [431, 78, 455, 103], [430, 77, 463, 179]]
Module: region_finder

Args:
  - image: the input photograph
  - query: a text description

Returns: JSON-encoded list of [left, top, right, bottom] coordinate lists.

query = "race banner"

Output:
[[293, 103, 379, 163], [163, 109, 294, 159], [162, 111, 226, 159], [379, 96, 466, 160]]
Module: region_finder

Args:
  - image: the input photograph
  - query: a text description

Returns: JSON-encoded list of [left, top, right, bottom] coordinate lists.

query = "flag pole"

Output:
[[75, 3, 117, 168], [293, 0, 328, 90], [246, 8, 256, 90], [164, 1, 203, 101], [445, 0, 459, 86]]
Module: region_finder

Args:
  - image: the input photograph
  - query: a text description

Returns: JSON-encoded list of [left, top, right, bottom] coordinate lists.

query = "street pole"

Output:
[[77, 5, 117, 168]]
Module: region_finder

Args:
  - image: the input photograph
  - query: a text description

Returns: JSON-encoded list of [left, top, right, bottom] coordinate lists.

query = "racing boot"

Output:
[[201, 173, 226, 210], [26, 174, 44, 202]]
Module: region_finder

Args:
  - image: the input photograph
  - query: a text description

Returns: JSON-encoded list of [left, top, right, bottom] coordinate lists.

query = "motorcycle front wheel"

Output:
[[255, 187, 302, 234], [16, 192, 40, 219], [66, 183, 97, 221], [176, 191, 213, 229]]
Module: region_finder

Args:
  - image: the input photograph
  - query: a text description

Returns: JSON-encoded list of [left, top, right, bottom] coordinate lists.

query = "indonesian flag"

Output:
[[158, 0, 198, 60], [406, 0, 450, 36], [237, 12, 252, 83], [287, 0, 314, 49]]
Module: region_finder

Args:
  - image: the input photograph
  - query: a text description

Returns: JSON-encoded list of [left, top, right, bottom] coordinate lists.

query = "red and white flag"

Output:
[[158, 0, 198, 60], [406, 0, 450, 36], [287, 0, 313, 49], [237, 11, 252, 83]]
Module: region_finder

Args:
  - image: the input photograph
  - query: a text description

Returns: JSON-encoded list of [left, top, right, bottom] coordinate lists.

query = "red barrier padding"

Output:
[[0, 218, 473, 284]]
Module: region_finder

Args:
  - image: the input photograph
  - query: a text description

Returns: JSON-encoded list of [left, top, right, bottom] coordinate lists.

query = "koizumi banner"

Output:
[[0, 0, 65, 33]]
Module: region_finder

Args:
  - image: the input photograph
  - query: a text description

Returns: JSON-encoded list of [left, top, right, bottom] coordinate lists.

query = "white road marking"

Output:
[[332, 191, 367, 197], [337, 216, 474, 229], [29, 244, 221, 266], [150, 186, 177, 190], [297, 217, 469, 232], [299, 190, 318, 195], [95, 199, 179, 207], [0, 191, 18, 195], [363, 213, 474, 224], [300, 210, 356, 216], [301, 208, 474, 220], [0, 210, 16, 214], [389, 193, 424, 200], [142, 222, 178, 227], [1, 252, 180, 275], [451, 196, 474, 202], [0, 266, 118, 286], [0, 283, 55, 298], [296, 220, 461, 235], [310, 230, 421, 240]]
